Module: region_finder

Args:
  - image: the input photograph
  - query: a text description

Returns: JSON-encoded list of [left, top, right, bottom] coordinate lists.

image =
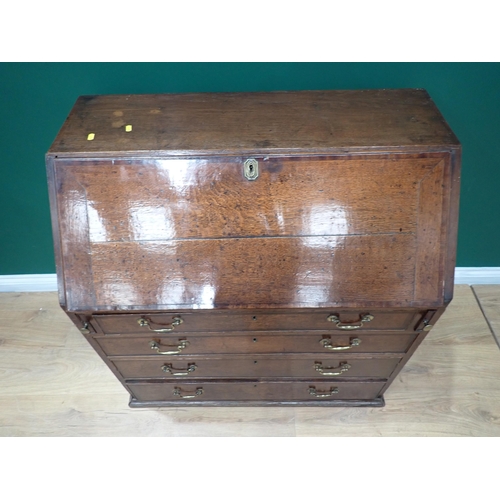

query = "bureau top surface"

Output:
[[48, 89, 459, 157]]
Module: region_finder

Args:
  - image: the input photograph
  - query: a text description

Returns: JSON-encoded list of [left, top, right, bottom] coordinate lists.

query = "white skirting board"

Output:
[[1, 268, 500, 292], [0, 274, 58, 292], [454, 267, 500, 285]]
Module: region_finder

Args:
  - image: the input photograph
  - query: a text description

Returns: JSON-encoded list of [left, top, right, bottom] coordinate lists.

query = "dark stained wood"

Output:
[[46, 89, 461, 407], [89, 235, 417, 309], [111, 354, 401, 380], [414, 159, 447, 301], [92, 310, 417, 333], [52, 153, 452, 311], [128, 397, 386, 407], [51, 162, 97, 309], [444, 149, 462, 304], [54, 155, 442, 240], [127, 380, 387, 403], [45, 156, 67, 309], [47, 90, 459, 157], [94, 333, 418, 356]]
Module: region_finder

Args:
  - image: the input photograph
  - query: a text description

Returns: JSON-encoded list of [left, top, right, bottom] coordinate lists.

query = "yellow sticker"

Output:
[[125, 125, 132, 132], [87, 133, 95, 141]]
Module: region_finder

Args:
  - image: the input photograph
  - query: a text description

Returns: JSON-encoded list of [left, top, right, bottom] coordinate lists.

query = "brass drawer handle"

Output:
[[314, 361, 351, 376], [162, 363, 197, 376], [308, 386, 339, 398], [138, 316, 183, 332], [173, 387, 203, 399], [320, 337, 361, 351], [327, 314, 374, 330], [149, 340, 189, 355]]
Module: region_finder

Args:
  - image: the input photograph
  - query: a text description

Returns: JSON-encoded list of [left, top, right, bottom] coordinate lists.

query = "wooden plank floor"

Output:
[[1, 285, 499, 436], [473, 285, 500, 348]]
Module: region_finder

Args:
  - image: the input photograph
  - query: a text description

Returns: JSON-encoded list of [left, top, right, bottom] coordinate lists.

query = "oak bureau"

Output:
[[46, 89, 461, 407]]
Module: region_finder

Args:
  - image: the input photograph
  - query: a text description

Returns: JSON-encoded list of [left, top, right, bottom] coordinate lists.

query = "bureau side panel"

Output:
[[444, 148, 461, 304], [45, 155, 66, 308]]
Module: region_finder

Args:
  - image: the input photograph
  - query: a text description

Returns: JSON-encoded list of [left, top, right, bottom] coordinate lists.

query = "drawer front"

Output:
[[128, 380, 386, 402], [112, 355, 401, 380], [92, 310, 417, 334], [95, 333, 417, 356]]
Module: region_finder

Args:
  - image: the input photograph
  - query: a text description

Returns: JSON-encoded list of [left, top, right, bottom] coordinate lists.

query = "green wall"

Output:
[[1, 63, 499, 274]]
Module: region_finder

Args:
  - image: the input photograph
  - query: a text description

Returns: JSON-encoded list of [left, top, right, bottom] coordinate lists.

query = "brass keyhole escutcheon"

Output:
[[244, 158, 259, 180]]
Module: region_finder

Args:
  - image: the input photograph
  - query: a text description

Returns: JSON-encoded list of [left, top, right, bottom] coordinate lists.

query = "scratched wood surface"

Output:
[[47, 90, 460, 156], [1, 285, 499, 436]]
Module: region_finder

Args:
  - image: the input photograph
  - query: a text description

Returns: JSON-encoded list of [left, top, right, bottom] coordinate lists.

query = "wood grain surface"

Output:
[[51, 154, 454, 311], [47, 90, 459, 156], [93, 309, 415, 333], [473, 285, 500, 348], [1, 286, 499, 436], [44, 91, 462, 409], [110, 354, 401, 379], [95, 333, 417, 356], [57, 156, 440, 241]]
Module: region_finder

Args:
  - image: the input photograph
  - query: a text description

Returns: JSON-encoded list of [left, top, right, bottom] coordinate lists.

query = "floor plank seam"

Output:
[[471, 285, 500, 350]]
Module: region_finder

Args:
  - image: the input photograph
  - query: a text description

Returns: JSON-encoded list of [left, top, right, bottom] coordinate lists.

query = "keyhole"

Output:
[[244, 159, 258, 180]]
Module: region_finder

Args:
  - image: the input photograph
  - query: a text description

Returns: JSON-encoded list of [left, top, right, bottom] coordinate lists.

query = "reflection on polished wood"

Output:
[[1, 286, 499, 436], [53, 155, 450, 311], [45, 90, 461, 407]]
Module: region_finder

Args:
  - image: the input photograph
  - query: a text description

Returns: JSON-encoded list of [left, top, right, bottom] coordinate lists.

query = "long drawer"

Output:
[[127, 380, 387, 403], [112, 354, 402, 380], [91, 310, 418, 334], [95, 332, 418, 356]]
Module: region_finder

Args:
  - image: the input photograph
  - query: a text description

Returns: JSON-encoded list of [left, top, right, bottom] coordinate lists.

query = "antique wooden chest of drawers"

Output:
[[46, 89, 461, 407]]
